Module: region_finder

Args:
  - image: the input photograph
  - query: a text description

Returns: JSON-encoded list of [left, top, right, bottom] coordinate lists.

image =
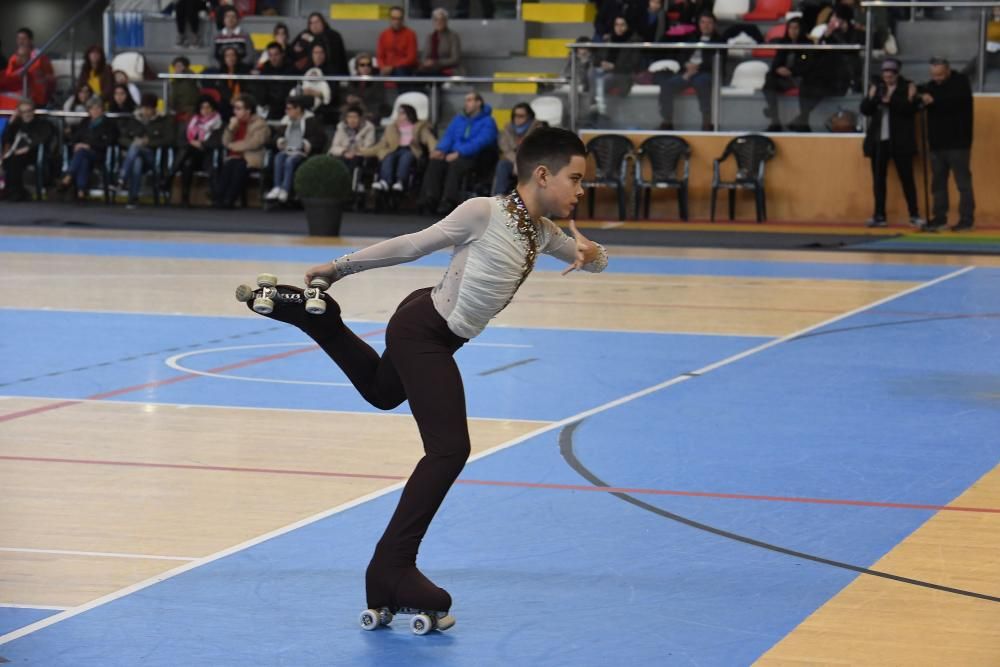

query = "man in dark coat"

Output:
[[1, 98, 54, 201]]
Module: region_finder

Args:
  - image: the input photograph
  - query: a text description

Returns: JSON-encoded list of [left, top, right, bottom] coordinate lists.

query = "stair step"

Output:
[[330, 3, 392, 20], [526, 37, 573, 59], [523, 2, 596, 23], [492, 71, 558, 93]]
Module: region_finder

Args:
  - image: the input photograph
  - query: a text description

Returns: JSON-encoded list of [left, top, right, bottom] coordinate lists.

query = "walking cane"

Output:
[[920, 106, 930, 221]]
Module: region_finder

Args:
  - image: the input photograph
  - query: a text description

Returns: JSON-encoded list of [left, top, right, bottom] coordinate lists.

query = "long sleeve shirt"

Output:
[[332, 196, 608, 339], [377, 27, 419, 70]]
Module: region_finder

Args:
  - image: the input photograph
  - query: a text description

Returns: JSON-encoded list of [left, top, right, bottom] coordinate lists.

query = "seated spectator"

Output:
[[297, 56, 336, 124], [673, 0, 713, 26], [161, 95, 223, 207], [208, 46, 253, 116], [255, 42, 296, 120], [594, 0, 644, 41], [289, 13, 348, 75], [362, 103, 436, 193], [78, 45, 114, 98], [591, 16, 641, 116], [791, 6, 864, 131], [108, 84, 137, 114], [377, 7, 419, 77], [113, 70, 142, 106], [491, 103, 544, 195], [1, 28, 55, 108], [114, 93, 175, 208], [762, 17, 808, 132], [168, 56, 200, 122], [636, 0, 667, 43], [328, 105, 376, 190], [562, 37, 595, 105], [266, 95, 326, 203], [213, 7, 255, 68], [418, 9, 462, 76], [1, 98, 54, 202], [343, 53, 390, 125], [418, 92, 497, 215], [215, 93, 269, 208], [174, 0, 205, 47], [256, 23, 290, 68], [58, 96, 118, 200], [655, 12, 723, 130], [63, 84, 94, 134]]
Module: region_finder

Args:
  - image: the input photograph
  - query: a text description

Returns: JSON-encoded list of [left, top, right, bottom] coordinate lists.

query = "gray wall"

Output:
[[2, 0, 105, 61]]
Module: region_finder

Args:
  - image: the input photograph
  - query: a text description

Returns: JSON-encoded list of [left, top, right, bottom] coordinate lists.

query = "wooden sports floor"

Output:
[[1, 226, 998, 665]]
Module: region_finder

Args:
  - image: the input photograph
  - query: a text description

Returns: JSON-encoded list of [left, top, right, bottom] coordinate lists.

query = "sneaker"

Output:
[[909, 216, 926, 229], [391, 182, 404, 192], [866, 217, 887, 228], [951, 221, 974, 232], [371, 179, 388, 191], [923, 219, 946, 233], [277, 188, 289, 203], [264, 186, 281, 200]]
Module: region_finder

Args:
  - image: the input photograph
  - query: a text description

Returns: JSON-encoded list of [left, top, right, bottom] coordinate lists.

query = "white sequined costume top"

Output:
[[332, 195, 608, 339]]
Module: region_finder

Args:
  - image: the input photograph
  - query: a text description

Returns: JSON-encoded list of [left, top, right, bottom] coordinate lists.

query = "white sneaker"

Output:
[[354, 181, 366, 193], [277, 188, 289, 203], [391, 182, 404, 192], [371, 179, 388, 191], [264, 186, 281, 200]]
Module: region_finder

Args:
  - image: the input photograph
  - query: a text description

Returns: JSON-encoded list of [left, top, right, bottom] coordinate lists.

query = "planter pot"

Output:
[[301, 198, 343, 236]]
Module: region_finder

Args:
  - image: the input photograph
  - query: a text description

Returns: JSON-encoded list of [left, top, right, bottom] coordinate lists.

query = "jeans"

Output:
[[930, 148, 974, 225], [491, 159, 515, 195], [656, 71, 712, 122], [379, 147, 415, 186], [120, 144, 154, 203], [68, 148, 97, 191], [272, 151, 305, 193]]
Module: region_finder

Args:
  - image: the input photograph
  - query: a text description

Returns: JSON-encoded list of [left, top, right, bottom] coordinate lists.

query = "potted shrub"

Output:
[[293, 154, 353, 236]]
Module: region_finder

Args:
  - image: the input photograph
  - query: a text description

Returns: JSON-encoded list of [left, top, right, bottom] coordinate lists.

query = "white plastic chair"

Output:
[[382, 91, 430, 126], [530, 95, 563, 127], [713, 0, 751, 20], [648, 59, 680, 74], [721, 60, 769, 95], [726, 31, 759, 59], [111, 51, 145, 81]]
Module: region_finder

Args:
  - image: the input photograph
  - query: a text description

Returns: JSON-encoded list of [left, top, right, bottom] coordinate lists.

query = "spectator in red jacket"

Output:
[[377, 6, 418, 77], [1, 28, 55, 108]]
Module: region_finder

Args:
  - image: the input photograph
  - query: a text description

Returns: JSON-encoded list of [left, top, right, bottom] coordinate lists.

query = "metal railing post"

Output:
[[863, 8, 873, 95], [430, 82, 439, 126], [978, 7, 988, 92], [570, 50, 578, 132], [711, 50, 721, 130]]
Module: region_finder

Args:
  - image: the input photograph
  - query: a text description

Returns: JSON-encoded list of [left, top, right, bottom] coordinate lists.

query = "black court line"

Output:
[[477, 358, 540, 377], [790, 313, 1000, 342], [559, 420, 1000, 604], [0, 325, 284, 388]]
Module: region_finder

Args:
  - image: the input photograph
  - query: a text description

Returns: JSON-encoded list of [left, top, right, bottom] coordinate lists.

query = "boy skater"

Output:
[[240, 127, 608, 621]]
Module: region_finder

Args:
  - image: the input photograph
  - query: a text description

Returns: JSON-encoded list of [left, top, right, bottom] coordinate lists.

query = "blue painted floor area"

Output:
[[0, 609, 60, 637], [0, 309, 767, 422], [0, 234, 955, 281]]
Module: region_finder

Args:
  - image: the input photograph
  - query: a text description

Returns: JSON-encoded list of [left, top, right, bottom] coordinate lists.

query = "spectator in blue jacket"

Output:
[[418, 92, 498, 215]]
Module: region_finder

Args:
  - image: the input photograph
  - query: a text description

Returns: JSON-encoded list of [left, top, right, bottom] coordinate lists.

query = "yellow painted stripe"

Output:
[[329, 3, 391, 19], [492, 72, 556, 94], [250, 33, 273, 51], [523, 3, 596, 23], [527, 38, 572, 59], [492, 107, 511, 128]]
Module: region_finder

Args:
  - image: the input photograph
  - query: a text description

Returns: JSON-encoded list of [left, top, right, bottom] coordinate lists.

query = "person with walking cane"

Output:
[[918, 57, 975, 232], [861, 58, 926, 229]]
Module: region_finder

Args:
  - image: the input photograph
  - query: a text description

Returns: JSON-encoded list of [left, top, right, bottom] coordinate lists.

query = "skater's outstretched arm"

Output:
[[305, 198, 492, 284], [542, 219, 609, 275]]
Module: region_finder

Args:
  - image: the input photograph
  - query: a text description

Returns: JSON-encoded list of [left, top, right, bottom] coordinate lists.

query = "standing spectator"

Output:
[[113, 70, 142, 106], [377, 7, 419, 77], [418, 9, 462, 76], [209, 46, 253, 115], [1, 98, 54, 202], [1, 28, 55, 108], [492, 103, 544, 195], [591, 16, 641, 116], [114, 93, 175, 208], [161, 95, 223, 207], [174, 0, 205, 47], [594, 0, 644, 41], [636, 0, 667, 43], [58, 96, 118, 201], [418, 92, 498, 215], [62, 84, 94, 134], [655, 12, 723, 130], [343, 53, 390, 125], [215, 93, 269, 208], [108, 84, 137, 114], [363, 103, 437, 193], [455, 0, 495, 19], [256, 22, 290, 68], [329, 105, 376, 191], [77, 46, 114, 98], [289, 13, 348, 75], [213, 7, 256, 68], [920, 58, 975, 232], [761, 17, 808, 132], [168, 56, 200, 122], [860, 59, 923, 228], [256, 43, 296, 121], [266, 95, 326, 203]]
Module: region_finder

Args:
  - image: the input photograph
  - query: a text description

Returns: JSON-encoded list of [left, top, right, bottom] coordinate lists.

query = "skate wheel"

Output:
[[305, 297, 326, 315], [436, 614, 456, 631], [235, 285, 255, 303], [256, 273, 278, 288], [253, 296, 274, 314], [359, 609, 381, 631], [309, 277, 331, 291], [410, 613, 433, 636], [378, 608, 394, 626]]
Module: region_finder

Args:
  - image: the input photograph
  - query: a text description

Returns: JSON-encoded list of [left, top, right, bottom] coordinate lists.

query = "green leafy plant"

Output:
[[293, 154, 353, 202]]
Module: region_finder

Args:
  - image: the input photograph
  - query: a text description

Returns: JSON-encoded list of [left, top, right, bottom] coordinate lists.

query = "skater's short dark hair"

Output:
[[514, 127, 587, 184]]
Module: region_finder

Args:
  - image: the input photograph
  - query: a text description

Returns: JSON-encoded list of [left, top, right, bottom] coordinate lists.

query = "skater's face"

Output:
[[537, 155, 586, 218]]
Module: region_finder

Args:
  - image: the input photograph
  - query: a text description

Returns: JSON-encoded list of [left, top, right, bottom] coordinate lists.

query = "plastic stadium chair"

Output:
[[582, 134, 633, 221], [383, 91, 430, 127], [752, 23, 788, 58], [744, 0, 792, 21], [713, 0, 751, 20], [633, 135, 691, 221], [721, 60, 769, 95], [111, 51, 146, 82], [710, 134, 776, 222], [530, 96, 563, 127]]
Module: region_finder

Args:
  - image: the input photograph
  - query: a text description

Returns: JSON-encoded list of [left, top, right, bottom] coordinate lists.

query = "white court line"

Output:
[[0, 265, 974, 646], [0, 604, 70, 612], [0, 547, 197, 562]]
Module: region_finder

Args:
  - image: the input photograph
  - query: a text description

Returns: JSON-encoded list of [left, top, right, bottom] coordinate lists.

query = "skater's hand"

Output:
[[305, 261, 339, 285], [561, 220, 599, 275]]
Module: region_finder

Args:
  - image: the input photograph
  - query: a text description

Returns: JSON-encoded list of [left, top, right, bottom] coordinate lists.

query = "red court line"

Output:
[[2, 453, 997, 514], [0, 329, 386, 424]]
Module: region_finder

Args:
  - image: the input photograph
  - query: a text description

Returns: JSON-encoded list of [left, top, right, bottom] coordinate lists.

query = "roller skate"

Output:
[[358, 607, 455, 635], [235, 273, 342, 331], [360, 563, 455, 634]]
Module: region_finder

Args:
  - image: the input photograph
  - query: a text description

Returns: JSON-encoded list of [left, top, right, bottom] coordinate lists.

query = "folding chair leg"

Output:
[[760, 186, 768, 221], [587, 187, 595, 219], [728, 189, 736, 221], [644, 189, 652, 219], [678, 187, 688, 221], [754, 188, 763, 223], [710, 186, 717, 222], [617, 187, 626, 221]]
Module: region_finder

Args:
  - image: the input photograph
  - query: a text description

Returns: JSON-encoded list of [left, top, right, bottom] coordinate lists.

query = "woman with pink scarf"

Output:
[[161, 95, 223, 206]]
